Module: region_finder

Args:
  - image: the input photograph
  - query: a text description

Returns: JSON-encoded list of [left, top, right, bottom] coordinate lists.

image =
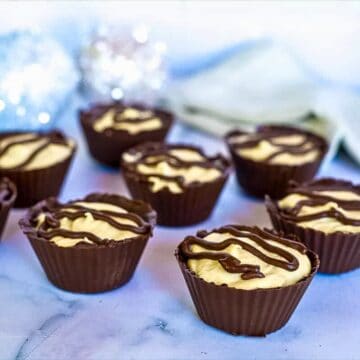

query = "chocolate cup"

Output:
[[121, 143, 231, 227], [175, 248, 319, 336], [266, 196, 360, 274], [123, 172, 229, 226], [19, 193, 156, 293], [225, 126, 328, 199], [0, 178, 17, 241], [0, 131, 76, 208], [79, 102, 174, 167]]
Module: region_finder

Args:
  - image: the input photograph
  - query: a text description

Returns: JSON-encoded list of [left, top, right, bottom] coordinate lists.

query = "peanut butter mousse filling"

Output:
[[180, 225, 311, 290], [0, 132, 74, 171], [93, 107, 163, 135], [122, 146, 224, 194], [228, 130, 322, 166], [277, 181, 360, 234], [35, 200, 151, 248]]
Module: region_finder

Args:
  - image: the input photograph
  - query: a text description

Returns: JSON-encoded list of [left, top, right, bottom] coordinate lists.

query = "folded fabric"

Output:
[[165, 39, 359, 166]]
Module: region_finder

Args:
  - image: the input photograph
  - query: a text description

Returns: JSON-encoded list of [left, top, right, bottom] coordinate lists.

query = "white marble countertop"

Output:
[[1, 105, 360, 360]]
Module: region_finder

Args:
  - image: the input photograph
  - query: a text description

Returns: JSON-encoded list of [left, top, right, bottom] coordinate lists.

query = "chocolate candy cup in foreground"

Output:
[[176, 225, 319, 336], [19, 193, 156, 293]]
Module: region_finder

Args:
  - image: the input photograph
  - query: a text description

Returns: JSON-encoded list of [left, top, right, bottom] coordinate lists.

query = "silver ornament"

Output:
[[0, 31, 79, 131], [79, 25, 167, 104]]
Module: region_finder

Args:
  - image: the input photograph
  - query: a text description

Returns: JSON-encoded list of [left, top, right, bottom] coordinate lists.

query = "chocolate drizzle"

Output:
[[0, 131, 70, 170], [31, 197, 153, 246], [114, 109, 155, 123], [179, 225, 306, 280], [278, 179, 360, 226], [94, 105, 162, 132], [228, 126, 324, 163], [122, 142, 230, 191]]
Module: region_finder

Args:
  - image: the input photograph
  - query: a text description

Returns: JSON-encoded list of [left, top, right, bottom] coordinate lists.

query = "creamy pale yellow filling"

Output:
[[168, 149, 206, 162], [188, 231, 311, 290], [278, 190, 360, 234], [93, 108, 163, 135], [0, 133, 74, 171], [37, 201, 138, 247], [137, 162, 220, 193], [231, 133, 319, 165], [131, 148, 221, 194]]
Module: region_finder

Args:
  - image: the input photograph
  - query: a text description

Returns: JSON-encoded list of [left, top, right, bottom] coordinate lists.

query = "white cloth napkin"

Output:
[[166, 40, 359, 166]]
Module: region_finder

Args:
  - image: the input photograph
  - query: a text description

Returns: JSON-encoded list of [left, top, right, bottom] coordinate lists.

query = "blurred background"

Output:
[[1, 1, 359, 83], [0, 0, 360, 164]]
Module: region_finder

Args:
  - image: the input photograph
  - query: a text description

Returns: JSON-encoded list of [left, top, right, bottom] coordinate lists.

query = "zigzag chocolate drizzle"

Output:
[[0, 131, 69, 170], [229, 127, 323, 163], [279, 180, 360, 226], [114, 109, 155, 124], [180, 225, 306, 280], [36, 201, 151, 246], [94, 106, 159, 132], [123, 143, 228, 191]]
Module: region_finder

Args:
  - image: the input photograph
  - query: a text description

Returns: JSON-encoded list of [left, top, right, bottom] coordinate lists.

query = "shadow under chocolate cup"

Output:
[[0, 177, 17, 241], [175, 247, 319, 336], [266, 195, 360, 274], [19, 193, 156, 293], [0, 131, 76, 208], [79, 103, 174, 167], [225, 126, 328, 199]]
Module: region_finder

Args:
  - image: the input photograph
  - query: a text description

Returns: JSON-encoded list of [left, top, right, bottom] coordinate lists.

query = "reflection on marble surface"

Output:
[[0, 102, 359, 360]]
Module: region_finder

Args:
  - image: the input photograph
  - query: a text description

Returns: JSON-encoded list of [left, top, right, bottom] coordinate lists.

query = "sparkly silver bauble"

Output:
[[79, 25, 167, 104], [0, 31, 79, 131]]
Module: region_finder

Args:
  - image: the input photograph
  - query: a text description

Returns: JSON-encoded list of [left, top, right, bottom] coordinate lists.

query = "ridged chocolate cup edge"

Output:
[[225, 126, 328, 199], [121, 143, 231, 227], [266, 194, 360, 274], [123, 172, 229, 227], [0, 131, 76, 208], [175, 246, 319, 336], [19, 193, 156, 293], [79, 103, 174, 167]]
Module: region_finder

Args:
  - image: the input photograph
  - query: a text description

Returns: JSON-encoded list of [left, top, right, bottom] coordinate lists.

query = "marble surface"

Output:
[[0, 105, 359, 360]]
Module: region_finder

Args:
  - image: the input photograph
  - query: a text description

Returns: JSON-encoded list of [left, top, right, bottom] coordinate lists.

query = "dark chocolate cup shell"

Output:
[[79, 105, 173, 167], [225, 127, 328, 199], [19, 194, 156, 293], [266, 198, 360, 273], [27, 233, 149, 293], [0, 178, 17, 241], [175, 249, 319, 336], [0, 131, 76, 208], [123, 171, 229, 227]]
